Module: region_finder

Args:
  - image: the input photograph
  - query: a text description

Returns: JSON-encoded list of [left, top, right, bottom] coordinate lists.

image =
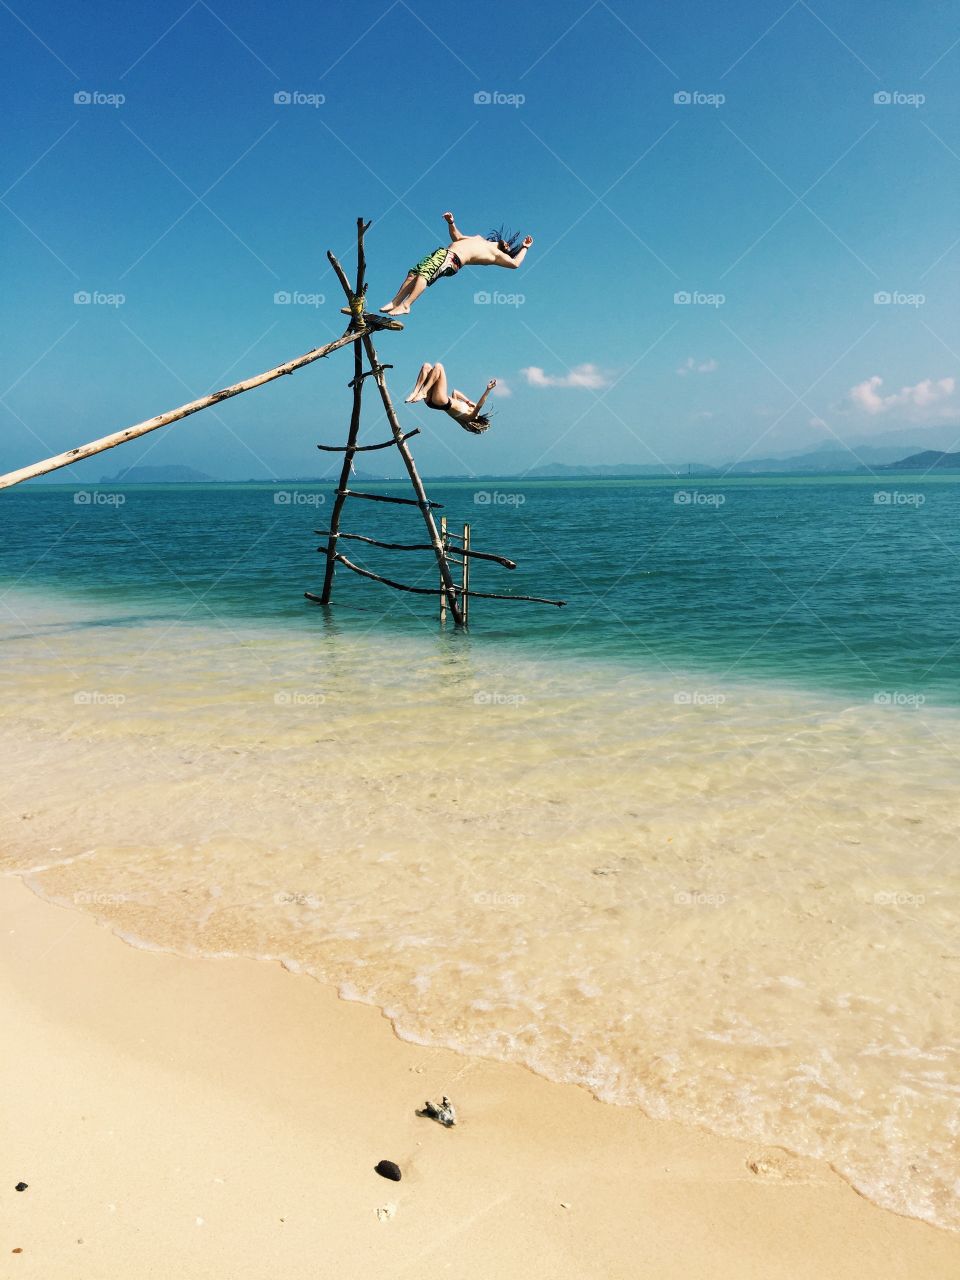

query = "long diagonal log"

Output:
[[326, 248, 464, 625], [0, 323, 400, 491]]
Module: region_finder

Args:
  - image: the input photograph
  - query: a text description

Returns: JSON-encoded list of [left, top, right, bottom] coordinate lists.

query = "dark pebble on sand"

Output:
[[15, 1183, 28, 1193], [375, 1160, 402, 1182]]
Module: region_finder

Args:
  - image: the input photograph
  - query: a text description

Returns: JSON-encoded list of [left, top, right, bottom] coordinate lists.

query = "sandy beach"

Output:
[[3, 875, 958, 1279]]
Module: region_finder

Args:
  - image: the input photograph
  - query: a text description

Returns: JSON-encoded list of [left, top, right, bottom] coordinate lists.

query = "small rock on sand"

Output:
[[375, 1160, 402, 1182]]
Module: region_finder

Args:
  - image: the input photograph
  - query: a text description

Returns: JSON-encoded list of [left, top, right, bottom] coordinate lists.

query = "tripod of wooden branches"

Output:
[[306, 217, 564, 627]]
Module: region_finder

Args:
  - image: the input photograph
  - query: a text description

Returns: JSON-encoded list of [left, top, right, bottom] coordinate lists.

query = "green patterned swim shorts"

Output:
[[409, 245, 459, 285]]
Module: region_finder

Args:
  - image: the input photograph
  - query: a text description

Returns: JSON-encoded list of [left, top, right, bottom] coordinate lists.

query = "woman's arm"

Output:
[[472, 379, 497, 415]]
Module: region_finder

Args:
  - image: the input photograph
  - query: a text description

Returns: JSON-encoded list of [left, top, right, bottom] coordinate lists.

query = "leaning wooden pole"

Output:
[[0, 327, 392, 491], [326, 246, 465, 627], [318, 217, 369, 604]]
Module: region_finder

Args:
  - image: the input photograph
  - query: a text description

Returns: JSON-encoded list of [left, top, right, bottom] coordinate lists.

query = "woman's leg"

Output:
[[424, 363, 449, 407], [405, 363, 433, 403]]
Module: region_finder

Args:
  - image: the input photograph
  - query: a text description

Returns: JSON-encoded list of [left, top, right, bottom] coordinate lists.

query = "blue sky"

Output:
[[2, 0, 958, 480]]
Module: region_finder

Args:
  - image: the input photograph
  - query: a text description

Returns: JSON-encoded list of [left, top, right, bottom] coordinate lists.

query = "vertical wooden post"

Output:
[[462, 522, 471, 626], [440, 515, 448, 624], [318, 217, 370, 604]]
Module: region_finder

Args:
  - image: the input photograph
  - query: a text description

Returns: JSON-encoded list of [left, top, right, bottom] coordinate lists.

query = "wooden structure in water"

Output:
[[0, 216, 564, 628], [305, 218, 564, 627]]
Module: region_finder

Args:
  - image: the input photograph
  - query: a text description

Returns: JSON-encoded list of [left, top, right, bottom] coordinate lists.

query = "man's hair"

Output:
[[487, 226, 525, 258]]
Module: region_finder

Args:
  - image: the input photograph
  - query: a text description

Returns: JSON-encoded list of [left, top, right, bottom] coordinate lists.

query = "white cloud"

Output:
[[692, 410, 714, 421], [677, 356, 718, 376], [491, 379, 512, 398], [520, 363, 610, 390], [848, 374, 955, 418]]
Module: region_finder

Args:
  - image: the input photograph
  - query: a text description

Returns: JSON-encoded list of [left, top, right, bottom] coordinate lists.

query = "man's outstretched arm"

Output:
[[443, 211, 466, 241]]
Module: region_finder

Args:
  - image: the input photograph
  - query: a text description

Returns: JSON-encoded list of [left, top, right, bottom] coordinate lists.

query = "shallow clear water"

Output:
[[2, 478, 959, 1231]]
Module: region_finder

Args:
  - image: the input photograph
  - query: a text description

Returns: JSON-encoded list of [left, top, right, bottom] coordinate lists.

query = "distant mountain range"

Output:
[[879, 450, 960, 471], [100, 464, 215, 483], [88, 424, 960, 483]]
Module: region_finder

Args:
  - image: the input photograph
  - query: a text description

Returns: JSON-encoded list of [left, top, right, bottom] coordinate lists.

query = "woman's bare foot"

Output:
[[390, 304, 411, 315]]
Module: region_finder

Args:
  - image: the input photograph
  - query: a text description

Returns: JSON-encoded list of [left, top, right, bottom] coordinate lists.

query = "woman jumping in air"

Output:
[[380, 212, 533, 315], [405, 363, 496, 434]]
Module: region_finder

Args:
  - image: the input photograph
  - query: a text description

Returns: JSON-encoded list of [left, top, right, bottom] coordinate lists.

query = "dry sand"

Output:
[[2, 875, 957, 1278]]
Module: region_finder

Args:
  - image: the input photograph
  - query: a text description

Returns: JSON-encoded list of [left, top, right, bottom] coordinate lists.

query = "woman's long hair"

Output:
[[487, 226, 525, 258]]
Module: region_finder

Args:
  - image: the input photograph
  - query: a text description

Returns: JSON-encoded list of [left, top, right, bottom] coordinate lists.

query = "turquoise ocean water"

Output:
[[3, 474, 960, 701]]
